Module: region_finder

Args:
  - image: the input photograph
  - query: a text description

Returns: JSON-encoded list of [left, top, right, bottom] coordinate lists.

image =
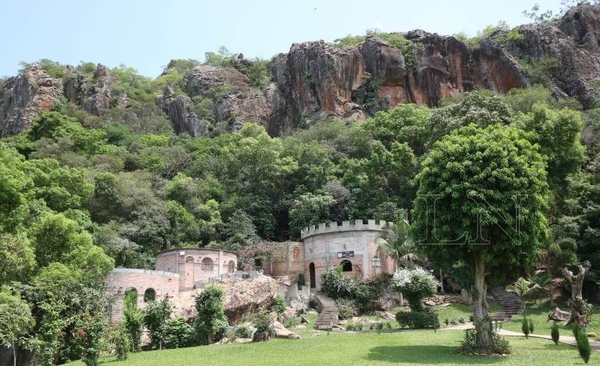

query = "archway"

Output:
[[185, 255, 195, 263], [144, 288, 156, 302], [201, 257, 213, 271], [341, 260, 353, 272], [228, 260, 236, 273], [309, 263, 316, 288], [124, 288, 138, 310]]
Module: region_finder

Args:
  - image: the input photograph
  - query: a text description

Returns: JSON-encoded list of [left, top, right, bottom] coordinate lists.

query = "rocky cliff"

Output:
[[1, 3, 599, 137]]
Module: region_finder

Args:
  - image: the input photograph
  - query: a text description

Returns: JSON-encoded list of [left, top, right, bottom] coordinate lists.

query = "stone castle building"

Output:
[[263, 219, 394, 290], [105, 219, 394, 323]]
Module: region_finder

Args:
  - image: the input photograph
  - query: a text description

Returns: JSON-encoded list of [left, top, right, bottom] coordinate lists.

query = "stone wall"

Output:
[[105, 268, 180, 324], [155, 248, 237, 290]]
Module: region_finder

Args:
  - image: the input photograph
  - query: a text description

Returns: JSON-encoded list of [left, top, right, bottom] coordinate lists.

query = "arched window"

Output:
[[201, 258, 214, 271], [124, 288, 138, 309], [228, 260, 236, 273], [186, 255, 194, 263], [144, 288, 156, 302], [341, 260, 352, 272]]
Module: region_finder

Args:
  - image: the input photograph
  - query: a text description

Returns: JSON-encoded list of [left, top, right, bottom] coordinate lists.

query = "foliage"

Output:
[[413, 123, 548, 353], [521, 317, 530, 338], [142, 299, 172, 350], [288, 192, 335, 237], [551, 322, 560, 345], [518, 55, 560, 87], [0, 233, 36, 284], [459, 328, 512, 355], [107, 326, 130, 361], [253, 311, 275, 336], [395, 310, 440, 329], [392, 266, 438, 312], [194, 284, 228, 345], [320, 266, 357, 300], [234, 323, 253, 339], [0, 289, 35, 366], [574, 325, 591, 364], [123, 307, 143, 352], [73, 312, 108, 366], [163, 318, 193, 349], [269, 295, 286, 315], [204, 46, 236, 67]]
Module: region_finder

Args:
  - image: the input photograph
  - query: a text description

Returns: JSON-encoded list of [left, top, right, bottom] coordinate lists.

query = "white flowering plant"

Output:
[[392, 266, 438, 312]]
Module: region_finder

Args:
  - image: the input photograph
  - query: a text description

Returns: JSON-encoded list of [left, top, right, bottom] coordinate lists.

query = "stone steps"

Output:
[[489, 286, 525, 321], [313, 293, 339, 330]]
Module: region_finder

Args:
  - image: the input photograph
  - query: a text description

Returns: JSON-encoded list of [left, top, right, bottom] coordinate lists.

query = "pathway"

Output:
[[443, 323, 600, 352]]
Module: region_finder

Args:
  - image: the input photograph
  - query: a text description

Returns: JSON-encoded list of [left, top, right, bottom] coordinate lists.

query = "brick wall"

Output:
[[105, 268, 180, 324]]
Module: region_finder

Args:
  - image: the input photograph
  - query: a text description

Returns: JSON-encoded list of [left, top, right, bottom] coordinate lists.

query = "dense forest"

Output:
[[2, 2, 600, 363]]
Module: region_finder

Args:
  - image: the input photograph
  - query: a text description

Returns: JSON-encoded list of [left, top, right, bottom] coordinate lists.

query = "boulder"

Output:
[[222, 275, 279, 324], [273, 320, 301, 339]]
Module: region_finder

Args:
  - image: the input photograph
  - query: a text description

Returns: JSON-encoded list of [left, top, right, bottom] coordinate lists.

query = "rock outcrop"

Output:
[[168, 275, 278, 325], [1, 3, 599, 137], [63, 63, 118, 115], [223, 275, 278, 324], [0, 64, 62, 137]]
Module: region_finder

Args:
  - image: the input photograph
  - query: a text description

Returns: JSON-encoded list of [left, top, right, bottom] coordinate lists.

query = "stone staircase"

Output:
[[313, 293, 339, 330], [489, 286, 525, 321]]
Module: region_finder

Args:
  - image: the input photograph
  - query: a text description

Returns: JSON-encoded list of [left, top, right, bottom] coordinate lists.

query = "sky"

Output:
[[1, 0, 566, 79]]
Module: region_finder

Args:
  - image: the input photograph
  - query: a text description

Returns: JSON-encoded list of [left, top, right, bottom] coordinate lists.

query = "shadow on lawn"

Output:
[[366, 345, 504, 364]]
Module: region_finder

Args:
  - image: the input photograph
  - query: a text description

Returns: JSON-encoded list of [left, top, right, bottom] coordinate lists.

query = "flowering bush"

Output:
[[392, 266, 438, 312]]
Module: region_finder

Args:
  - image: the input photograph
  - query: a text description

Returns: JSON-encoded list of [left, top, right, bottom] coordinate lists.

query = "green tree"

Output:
[[412, 124, 548, 353], [194, 284, 228, 345], [0, 145, 31, 233], [0, 289, 35, 366], [0, 233, 36, 285], [288, 192, 335, 237], [376, 216, 424, 271], [143, 299, 172, 350]]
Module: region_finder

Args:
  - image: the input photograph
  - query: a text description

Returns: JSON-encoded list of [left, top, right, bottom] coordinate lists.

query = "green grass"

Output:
[[65, 328, 596, 366], [500, 302, 599, 336]]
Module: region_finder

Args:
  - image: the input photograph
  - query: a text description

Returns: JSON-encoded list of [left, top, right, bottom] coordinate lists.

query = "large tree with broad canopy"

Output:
[[412, 124, 548, 352]]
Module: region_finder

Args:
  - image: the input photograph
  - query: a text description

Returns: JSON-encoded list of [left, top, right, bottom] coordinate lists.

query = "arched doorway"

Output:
[[309, 263, 316, 288]]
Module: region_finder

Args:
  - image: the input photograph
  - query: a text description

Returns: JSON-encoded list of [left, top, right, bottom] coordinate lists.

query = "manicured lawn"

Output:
[[65, 328, 595, 366]]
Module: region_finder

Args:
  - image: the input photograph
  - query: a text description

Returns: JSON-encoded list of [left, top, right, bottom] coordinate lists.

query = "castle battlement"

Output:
[[300, 219, 390, 239]]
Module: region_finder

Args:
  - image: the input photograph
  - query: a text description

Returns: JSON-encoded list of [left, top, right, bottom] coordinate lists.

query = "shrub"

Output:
[[460, 328, 512, 355], [574, 325, 591, 364], [395, 310, 439, 329], [269, 295, 286, 315], [392, 266, 438, 312], [320, 266, 356, 300], [283, 316, 301, 328], [163, 318, 193, 349], [234, 323, 253, 339], [336, 299, 357, 320], [551, 322, 560, 345], [253, 311, 275, 336], [108, 326, 130, 361], [528, 318, 534, 334], [522, 317, 530, 338]]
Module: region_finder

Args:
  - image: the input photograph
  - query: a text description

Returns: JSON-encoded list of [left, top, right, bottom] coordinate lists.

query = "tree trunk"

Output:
[[12, 341, 16, 366], [473, 254, 493, 349]]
